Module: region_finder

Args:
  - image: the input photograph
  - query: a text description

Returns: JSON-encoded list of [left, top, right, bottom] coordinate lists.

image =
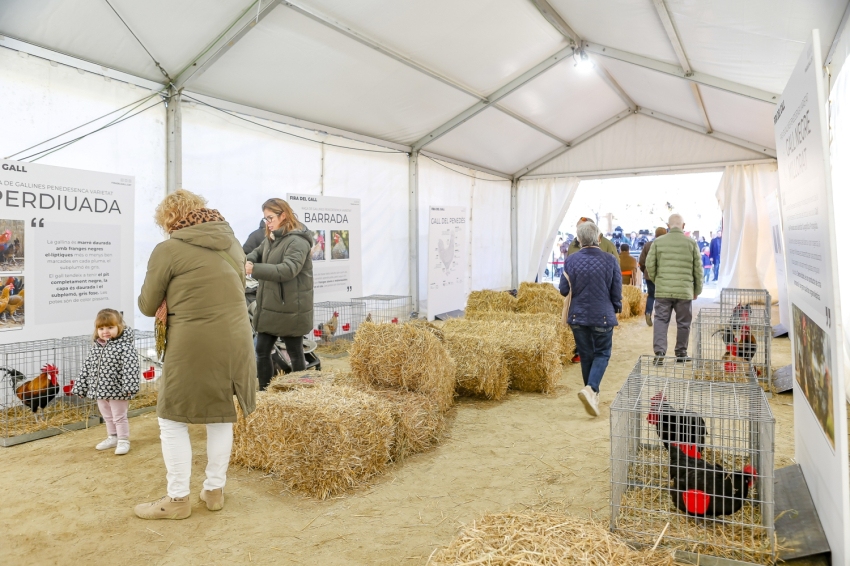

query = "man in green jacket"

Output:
[[567, 216, 617, 257], [646, 214, 703, 363]]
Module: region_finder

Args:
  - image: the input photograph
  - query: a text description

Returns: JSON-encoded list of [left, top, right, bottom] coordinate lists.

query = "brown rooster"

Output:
[[4, 288, 24, 322], [317, 312, 339, 342], [16, 364, 60, 420]]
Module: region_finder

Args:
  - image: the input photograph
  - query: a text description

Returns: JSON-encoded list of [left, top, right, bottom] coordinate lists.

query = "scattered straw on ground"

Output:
[[442, 332, 509, 400], [444, 319, 560, 394], [350, 322, 456, 412], [129, 388, 158, 411], [623, 286, 644, 316], [1, 398, 96, 438], [269, 370, 338, 392], [428, 511, 675, 565], [232, 385, 395, 499], [465, 289, 517, 314], [516, 282, 564, 316], [467, 311, 575, 365]]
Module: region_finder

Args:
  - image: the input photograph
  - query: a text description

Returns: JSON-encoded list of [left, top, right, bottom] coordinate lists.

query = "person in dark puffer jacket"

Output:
[[559, 221, 622, 417]]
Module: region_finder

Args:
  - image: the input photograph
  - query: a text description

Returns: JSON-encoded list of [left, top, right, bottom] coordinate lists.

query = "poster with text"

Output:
[[286, 193, 362, 304], [774, 30, 850, 564], [427, 206, 468, 320], [0, 160, 135, 343]]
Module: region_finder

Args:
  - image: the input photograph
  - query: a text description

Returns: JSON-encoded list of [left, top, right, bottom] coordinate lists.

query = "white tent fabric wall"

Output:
[[715, 163, 779, 299], [0, 47, 166, 331], [417, 157, 511, 311], [516, 176, 580, 283], [828, 60, 850, 404], [181, 103, 411, 298]]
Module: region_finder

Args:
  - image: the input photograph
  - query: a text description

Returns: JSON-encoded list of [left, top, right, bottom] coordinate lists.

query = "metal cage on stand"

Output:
[[312, 301, 364, 342], [133, 330, 161, 412], [610, 357, 775, 563], [1, 338, 97, 445], [720, 288, 772, 323], [691, 307, 772, 391], [351, 294, 412, 325]]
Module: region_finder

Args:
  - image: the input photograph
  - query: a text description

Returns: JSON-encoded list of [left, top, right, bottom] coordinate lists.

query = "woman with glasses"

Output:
[[245, 198, 314, 390]]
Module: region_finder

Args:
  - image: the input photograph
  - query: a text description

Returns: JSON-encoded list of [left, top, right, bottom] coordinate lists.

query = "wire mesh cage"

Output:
[[720, 288, 772, 323], [610, 357, 775, 563], [312, 301, 364, 342], [0, 338, 97, 443], [133, 330, 160, 410], [351, 294, 412, 325], [691, 308, 772, 390]]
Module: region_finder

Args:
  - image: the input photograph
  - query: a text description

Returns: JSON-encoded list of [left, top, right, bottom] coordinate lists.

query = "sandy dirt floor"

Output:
[[0, 295, 798, 566]]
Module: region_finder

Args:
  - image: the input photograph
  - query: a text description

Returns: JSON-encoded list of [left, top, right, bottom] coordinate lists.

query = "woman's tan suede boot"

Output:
[[133, 495, 191, 520], [200, 488, 224, 511]]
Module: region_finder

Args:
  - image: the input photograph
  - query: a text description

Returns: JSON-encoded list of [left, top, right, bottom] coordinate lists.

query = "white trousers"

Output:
[[158, 418, 233, 498]]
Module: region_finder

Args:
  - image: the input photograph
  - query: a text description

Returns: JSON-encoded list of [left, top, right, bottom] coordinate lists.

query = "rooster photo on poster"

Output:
[[792, 304, 834, 447], [0, 219, 24, 273], [311, 230, 325, 261], [331, 230, 349, 260]]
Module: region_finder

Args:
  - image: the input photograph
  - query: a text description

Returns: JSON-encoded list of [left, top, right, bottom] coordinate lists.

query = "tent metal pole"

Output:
[[166, 87, 183, 194], [511, 178, 519, 289], [409, 151, 420, 313]]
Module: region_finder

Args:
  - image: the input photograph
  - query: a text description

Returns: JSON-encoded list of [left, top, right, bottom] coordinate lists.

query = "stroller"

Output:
[[246, 279, 321, 374]]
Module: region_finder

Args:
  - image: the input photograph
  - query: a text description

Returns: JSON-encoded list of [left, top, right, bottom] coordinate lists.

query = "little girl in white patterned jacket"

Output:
[[71, 308, 140, 455]]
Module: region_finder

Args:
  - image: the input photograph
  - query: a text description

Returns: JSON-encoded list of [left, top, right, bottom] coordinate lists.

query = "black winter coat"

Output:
[[559, 247, 622, 328], [71, 328, 140, 400]]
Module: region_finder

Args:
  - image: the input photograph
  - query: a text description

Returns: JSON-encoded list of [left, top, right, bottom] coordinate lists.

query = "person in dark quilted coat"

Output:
[[559, 222, 622, 417]]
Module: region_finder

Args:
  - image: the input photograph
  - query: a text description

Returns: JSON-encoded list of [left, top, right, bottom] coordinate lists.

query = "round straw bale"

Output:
[[366, 388, 445, 461], [429, 511, 675, 566], [350, 322, 456, 412], [466, 311, 575, 366], [623, 285, 643, 315], [443, 319, 560, 394], [465, 289, 517, 313], [231, 386, 395, 499], [516, 282, 564, 316], [442, 332, 509, 400]]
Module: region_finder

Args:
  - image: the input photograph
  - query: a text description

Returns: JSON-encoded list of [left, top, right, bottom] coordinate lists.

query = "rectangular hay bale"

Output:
[[465, 289, 517, 314], [516, 282, 564, 316], [442, 332, 510, 400], [466, 311, 575, 366]]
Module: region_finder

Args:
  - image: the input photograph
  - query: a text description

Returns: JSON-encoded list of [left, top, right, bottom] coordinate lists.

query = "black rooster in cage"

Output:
[[668, 443, 757, 516], [647, 392, 707, 450]]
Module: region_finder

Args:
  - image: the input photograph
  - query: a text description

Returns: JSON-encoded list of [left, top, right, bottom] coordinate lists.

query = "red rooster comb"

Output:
[[650, 392, 666, 404], [42, 364, 59, 377], [674, 443, 703, 459], [743, 464, 757, 488]]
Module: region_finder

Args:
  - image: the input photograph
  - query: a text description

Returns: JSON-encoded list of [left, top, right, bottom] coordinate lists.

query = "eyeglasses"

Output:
[[264, 213, 281, 223]]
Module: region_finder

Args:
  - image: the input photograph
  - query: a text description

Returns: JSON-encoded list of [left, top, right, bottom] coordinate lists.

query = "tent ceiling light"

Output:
[[574, 50, 594, 72]]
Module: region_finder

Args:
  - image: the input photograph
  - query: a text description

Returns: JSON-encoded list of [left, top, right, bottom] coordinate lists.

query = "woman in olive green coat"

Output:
[[246, 198, 314, 390], [134, 189, 256, 521]]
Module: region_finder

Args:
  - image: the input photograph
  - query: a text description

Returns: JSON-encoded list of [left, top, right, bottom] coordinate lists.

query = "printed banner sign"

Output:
[[0, 160, 135, 343], [427, 206, 468, 320], [286, 193, 362, 303], [774, 31, 850, 564]]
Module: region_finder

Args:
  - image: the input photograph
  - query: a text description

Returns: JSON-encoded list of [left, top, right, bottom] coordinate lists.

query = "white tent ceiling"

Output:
[[2, 0, 848, 178]]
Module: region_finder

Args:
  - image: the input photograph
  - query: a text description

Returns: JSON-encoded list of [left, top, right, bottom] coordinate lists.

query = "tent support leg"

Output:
[[511, 178, 518, 289], [409, 150, 420, 314], [166, 86, 183, 194]]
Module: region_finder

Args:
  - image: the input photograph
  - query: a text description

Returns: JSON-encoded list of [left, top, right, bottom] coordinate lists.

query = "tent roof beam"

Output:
[[520, 158, 776, 180], [411, 45, 575, 151], [173, 0, 281, 89]]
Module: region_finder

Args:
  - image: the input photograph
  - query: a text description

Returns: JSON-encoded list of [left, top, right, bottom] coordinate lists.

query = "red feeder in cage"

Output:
[[313, 329, 323, 338], [63, 380, 75, 395], [142, 367, 156, 380], [391, 317, 399, 324], [342, 323, 351, 332]]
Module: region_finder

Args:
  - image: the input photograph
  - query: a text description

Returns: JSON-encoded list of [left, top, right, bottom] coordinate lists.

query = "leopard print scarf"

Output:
[[169, 208, 226, 233]]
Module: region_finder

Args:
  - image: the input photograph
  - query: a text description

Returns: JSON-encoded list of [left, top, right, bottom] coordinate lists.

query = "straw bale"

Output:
[[442, 332, 509, 400], [350, 322, 456, 412], [623, 285, 643, 316], [231, 385, 395, 499], [616, 298, 633, 322], [268, 370, 338, 392], [406, 318, 445, 342], [430, 511, 675, 565], [516, 282, 564, 316], [465, 289, 518, 313], [366, 388, 445, 461], [640, 292, 648, 316], [443, 319, 560, 394], [466, 311, 575, 365]]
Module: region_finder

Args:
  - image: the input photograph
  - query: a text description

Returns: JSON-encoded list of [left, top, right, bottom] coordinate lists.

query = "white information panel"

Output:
[[427, 206, 468, 320], [774, 31, 850, 564], [286, 193, 362, 303], [765, 188, 790, 330], [0, 160, 135, 343]]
